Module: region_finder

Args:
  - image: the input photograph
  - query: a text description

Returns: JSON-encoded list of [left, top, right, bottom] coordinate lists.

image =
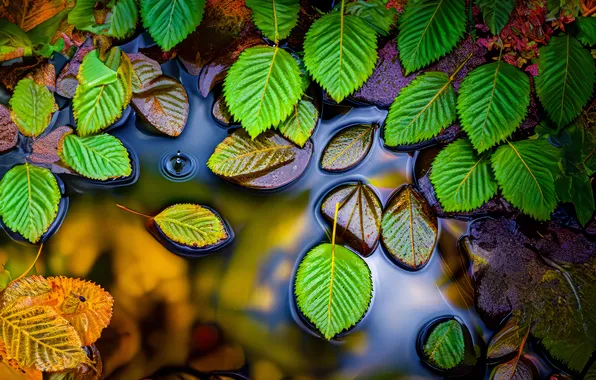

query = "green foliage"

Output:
[[224, 46, 303, 137], [107, 0, 139, 38], [246, 0, 300, 42], [69, 0, 109, 34], [384, 72, 456, 146], [576, 17, 596, 46], [535, 35, 595, 130], [457, 59, 530, 152], [430, 139, 498, 212], [303, 7, 378, 102], [207, 131, 296, 178], [381, 186, 438, 270], [294, 243, 373, 340], [345, 0, 398, 36], [558, 173, 595, 226], [423, 320, 465, 369], [321, 124, 375, 172], [58, 133, 132, 180], [0, 164, 61, 243], [9, 78, 57, 137], [397, 0, 466, 75], [154, 204, 228, 248], [277, 99, 318, 147], [476, 0, 515, 35], [140, 0, 206, 51], [491, 139, 561, 221], [0, 20, 33, 61]]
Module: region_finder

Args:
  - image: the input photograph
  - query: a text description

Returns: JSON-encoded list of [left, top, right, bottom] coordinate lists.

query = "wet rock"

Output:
[[0, 104, 18, 153], [56, 38, 95, 98], [30, 125, 73, 166]]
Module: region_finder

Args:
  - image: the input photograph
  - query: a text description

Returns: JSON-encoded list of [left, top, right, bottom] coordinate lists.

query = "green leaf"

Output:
[[77, 50, 118, 87], [68, 0, 108, 34], [430, 139, 498, 212], [457, 60, 530, 152], [207, 130, 296, 178], [576, 17, 596, 46], [223, 45, 303, 138], [487, 317, 524, 361], [476, 0, 515, 35], [58, 133, 132, 180], [397, 0, 466, 75], [535, 35, 595, 129], [321, 124, 374, 172], [491, 139, 561, 221], [320, 182, 382, 257], [294, 243, 373, 340], [0, 164, 61, 243], [154, 204, 228, 248], [423, 320, 465, 370], [555, 175, 572, 203], [140, 0, 206, 51], [27, 9, 69, 46], [0, 20, 32, 61], [277, 99, 318, 148], [384, 72, 456, 146], [345, 0, 398, 36], [246, 0, 299, 42], [303, 9, 378, 102], [106, 0, 139, 38], [381, 185, 438, 270], [570, 173, 595, 226], [9, 78, 57, 137]]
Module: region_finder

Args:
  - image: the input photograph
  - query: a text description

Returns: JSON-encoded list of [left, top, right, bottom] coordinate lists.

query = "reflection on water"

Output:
[[0, 36, 495, 380]]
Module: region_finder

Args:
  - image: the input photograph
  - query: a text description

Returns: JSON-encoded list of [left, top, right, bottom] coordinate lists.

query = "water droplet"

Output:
[[159, 150, 198, 182]]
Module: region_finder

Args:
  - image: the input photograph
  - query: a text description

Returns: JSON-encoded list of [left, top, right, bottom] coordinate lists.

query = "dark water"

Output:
[[0, 34, 556, 379]]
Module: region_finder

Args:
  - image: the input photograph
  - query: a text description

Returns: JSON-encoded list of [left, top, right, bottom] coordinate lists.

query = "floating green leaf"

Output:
[[154, 204, 228, 248], [140, 0, 206, 51], [106, 0, 139, 38], [246, 0, 299, 42], [77, 50, 118, 87], [207, 130, 296, 178], [476, 0, 515, 35], [9, 78, 57, 137], [423, 320, 465, 370], [0, 164, 60, 243], [430, 139, 498, 212], [576, 17, 596, 46], [321, 124, 374, 172], [277, 99, 318, 148], [224, 46, 303, 137], [303, 6, 378, 102], [0, 20, 33, 61], [345, 0, 398, 36], [384, 72, 456, 146], [294, 243, 373, 340], [58, 133, 132, 180], [397, 0, 466, 75], [535, 35, 595, 129], [491, 139, 561, 221], [381, 185, 438, 270], [487, 317, 524, 361], [457, 59, 530, 152]]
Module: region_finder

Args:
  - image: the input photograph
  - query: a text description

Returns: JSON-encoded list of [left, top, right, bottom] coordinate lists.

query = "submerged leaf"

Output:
[[0, 164, 61, 243], [0, 104, 18, 153], [9, 78, 57, 137], [58, 133, 132, 180], [423, 320, 465, 370], [430, 139, 498, 212], [381, 185, 438, 270], [294, 243, 373, 340], [246, 0, 299, 42], [321, 124, 375, 172], [487, 317, 524, 361], [277, 99, 318, 148], [320, 182, 382, 257]]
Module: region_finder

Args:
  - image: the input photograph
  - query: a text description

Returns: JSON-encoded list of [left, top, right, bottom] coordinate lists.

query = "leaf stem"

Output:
[[116, 204, 153, 219], [15, 244, 43, 282], [332, 202, 339, 247], [449, 52, 474, 82]]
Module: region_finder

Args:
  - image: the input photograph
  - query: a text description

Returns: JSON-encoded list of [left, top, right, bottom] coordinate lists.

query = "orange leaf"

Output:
[[4, 0, 70, 32]]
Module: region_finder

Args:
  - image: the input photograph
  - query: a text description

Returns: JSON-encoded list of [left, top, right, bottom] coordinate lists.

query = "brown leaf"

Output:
[[30, 125, 73, 165], [56, 38, 95, 98], [487, 316, 524, 362], [320, 182, 382, 256], [490, 355, 537, 380], [0, 57, 43, 90], [46, 344, 102, 380], [0, 104, 18, 153], [26, 62, 56, 92], [321, 124, 375, 172], [212, 93, 233, 126], [1, 0, 70, 32], [127, 53, 162, 94]]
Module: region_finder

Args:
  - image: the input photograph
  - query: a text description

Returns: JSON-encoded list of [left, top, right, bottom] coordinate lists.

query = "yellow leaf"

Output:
[[0, 275, 52, 310], [45, 344, 102, 380]]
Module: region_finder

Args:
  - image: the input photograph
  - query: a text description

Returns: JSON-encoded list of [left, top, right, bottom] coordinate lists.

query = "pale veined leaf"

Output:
[[9, 78, 57, 137], [277, 99, 318, 147], [457, 59, 530, 152], [58, 133, 132, 180], [294, 243, 373, 340], [321, 124, 375, 172], [106, 0, 139, 38], [207, 130, 296, 178], [430, 139, 498, 212], [0, 164, 61, 243], [246, 0, 300, 42], [384, 72, 456, 146], [491, 139, 561, 221], [303, 7, 378, 102], [140, 0, 206, 51], [223, 45, 304, 138], [397, 0, 466, 75], [381, 185, 438, 270], [423, 320, 465, 370], [476, 0, 515, 35], [535, 35, 595, 129]]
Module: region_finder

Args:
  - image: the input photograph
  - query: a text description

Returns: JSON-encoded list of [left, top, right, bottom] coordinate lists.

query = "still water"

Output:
[[0, 34, 549, 379]]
